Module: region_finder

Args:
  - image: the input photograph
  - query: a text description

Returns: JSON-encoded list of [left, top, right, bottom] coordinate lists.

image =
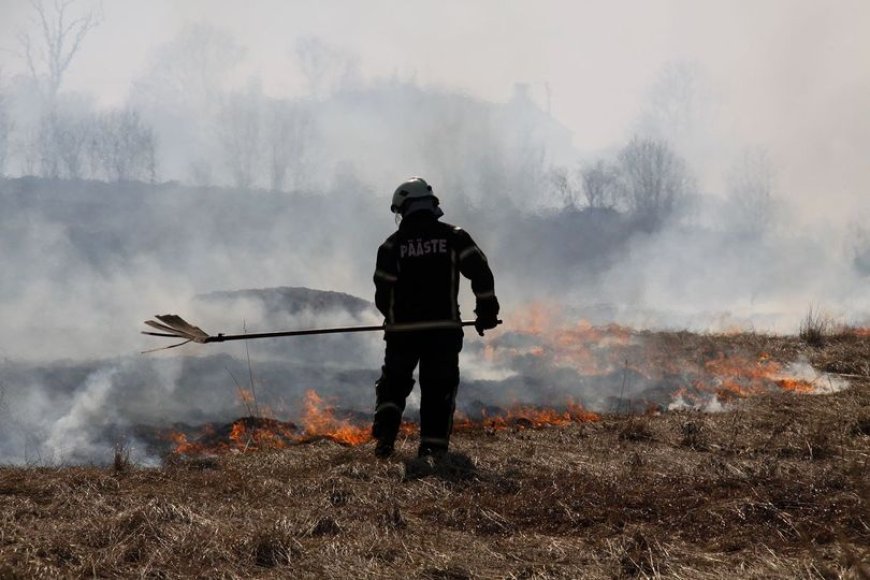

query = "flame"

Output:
[[166, 390, 372, 455], [551, 321, 634, 375], [512, 302, 556, 335], [168, 432, 201, 456], [166, 394, 599, 457], [229, 422, 246, 442], [486, 310, 637, 377], [163, 305, 847, 457], [490, 302, 846, 407], [456, 400, 600, 430], [776, 378, 815, 394], [699, 353, 775, 399], [299, 390, 372, 446]]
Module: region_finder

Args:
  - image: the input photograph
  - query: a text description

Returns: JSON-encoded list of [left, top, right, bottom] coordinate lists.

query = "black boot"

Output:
[[372, 416, 398, 459], [374, 439, 394, 459], [417, 443, 447, 459]]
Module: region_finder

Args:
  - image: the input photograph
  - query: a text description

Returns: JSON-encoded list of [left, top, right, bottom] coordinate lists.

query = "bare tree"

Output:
[[637, 61, 710, 144], [726, 148, 775, 236], [30, 104, 96, 179], [0, 76, 10, 176], [35, 113, 60, 178], [18, 0, 101, 102], [128, 24, 242, 187], [88, 108, 156, 182], [549, 166, 573, 207], [848, 222, 870, 276], [187, 159, 214, 188], [52, 110, 90, 178], [295, 37, 360, 98], [580, 160, 620, 209], [21, 126, 41, 176], [218, 90, 262, 190], [267, 99, 315, 192], [131, 23, 244, 111], [617, 137, 693, 230]]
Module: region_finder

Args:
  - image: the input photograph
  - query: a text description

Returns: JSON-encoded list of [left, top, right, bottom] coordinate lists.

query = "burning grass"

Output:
[[1, 330, 869, 578], [157, 315, 856, 459], [163, 396, 601, 458]]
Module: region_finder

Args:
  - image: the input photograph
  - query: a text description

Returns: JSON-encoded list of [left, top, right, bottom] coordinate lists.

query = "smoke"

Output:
[[42, 366, 121, 464], [0, 363, 159, 465], [0, 1, 867, 464]]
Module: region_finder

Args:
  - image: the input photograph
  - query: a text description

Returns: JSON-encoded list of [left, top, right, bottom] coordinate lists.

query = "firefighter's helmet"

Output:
[[391, 177, 439, 214]]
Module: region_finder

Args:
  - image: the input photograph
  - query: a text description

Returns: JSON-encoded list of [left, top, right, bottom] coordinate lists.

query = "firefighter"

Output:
[[372, 177, 499, 458]]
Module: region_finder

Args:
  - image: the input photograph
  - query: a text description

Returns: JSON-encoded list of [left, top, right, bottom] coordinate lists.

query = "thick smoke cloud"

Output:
[[0, 1, 867, 464]]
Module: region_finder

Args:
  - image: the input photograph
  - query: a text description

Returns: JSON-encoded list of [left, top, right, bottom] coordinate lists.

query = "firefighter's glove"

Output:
[[474, 297, 500, 336], [475, 315, 499, 336]]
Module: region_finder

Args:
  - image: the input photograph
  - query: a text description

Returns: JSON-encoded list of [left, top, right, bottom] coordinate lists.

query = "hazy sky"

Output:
[[1, 0, 868, 219]]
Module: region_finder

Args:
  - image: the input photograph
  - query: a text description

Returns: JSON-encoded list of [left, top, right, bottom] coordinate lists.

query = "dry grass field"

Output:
[[1, 330, 868, 579]]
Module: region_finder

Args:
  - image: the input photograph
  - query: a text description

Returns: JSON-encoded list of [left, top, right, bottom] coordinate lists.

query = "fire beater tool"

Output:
[[142, 314, 502, 353]]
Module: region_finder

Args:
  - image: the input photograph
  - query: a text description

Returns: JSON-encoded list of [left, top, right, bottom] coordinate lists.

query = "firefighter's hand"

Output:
[[475, 315, 499, 336]]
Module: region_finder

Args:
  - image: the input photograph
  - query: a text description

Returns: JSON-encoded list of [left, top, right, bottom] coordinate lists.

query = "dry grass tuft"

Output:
[[378, 503, 407, 530], [678, 418, 710, 450], [112, 443, 132, 474], [800, 305, 832, 347], [403, 452, 478, 483], [421, 564, 474, 579], [614, 531, 670, 578], [246, 520, 300, 568], [304, 516, 341, 537], [618, 417, 656, 442], [163, 455, 221, 471], [850, 416, 870, 437]]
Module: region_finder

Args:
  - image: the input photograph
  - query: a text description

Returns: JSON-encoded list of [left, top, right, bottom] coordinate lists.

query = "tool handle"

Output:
[[202, 319, 502, 343]]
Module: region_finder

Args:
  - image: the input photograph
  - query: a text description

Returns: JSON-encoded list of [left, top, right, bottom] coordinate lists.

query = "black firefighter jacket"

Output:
[[373, 212, 498, 330]]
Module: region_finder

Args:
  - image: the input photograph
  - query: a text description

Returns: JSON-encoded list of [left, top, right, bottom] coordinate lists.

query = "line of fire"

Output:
[[147, 303, 859, 458]]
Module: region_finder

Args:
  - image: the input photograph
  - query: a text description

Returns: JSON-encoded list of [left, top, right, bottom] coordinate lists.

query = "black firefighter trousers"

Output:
[[372, 330, 462, 455]]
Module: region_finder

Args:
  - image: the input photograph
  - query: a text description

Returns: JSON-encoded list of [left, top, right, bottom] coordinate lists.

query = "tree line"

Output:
[[0, 0, 781, 242]]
